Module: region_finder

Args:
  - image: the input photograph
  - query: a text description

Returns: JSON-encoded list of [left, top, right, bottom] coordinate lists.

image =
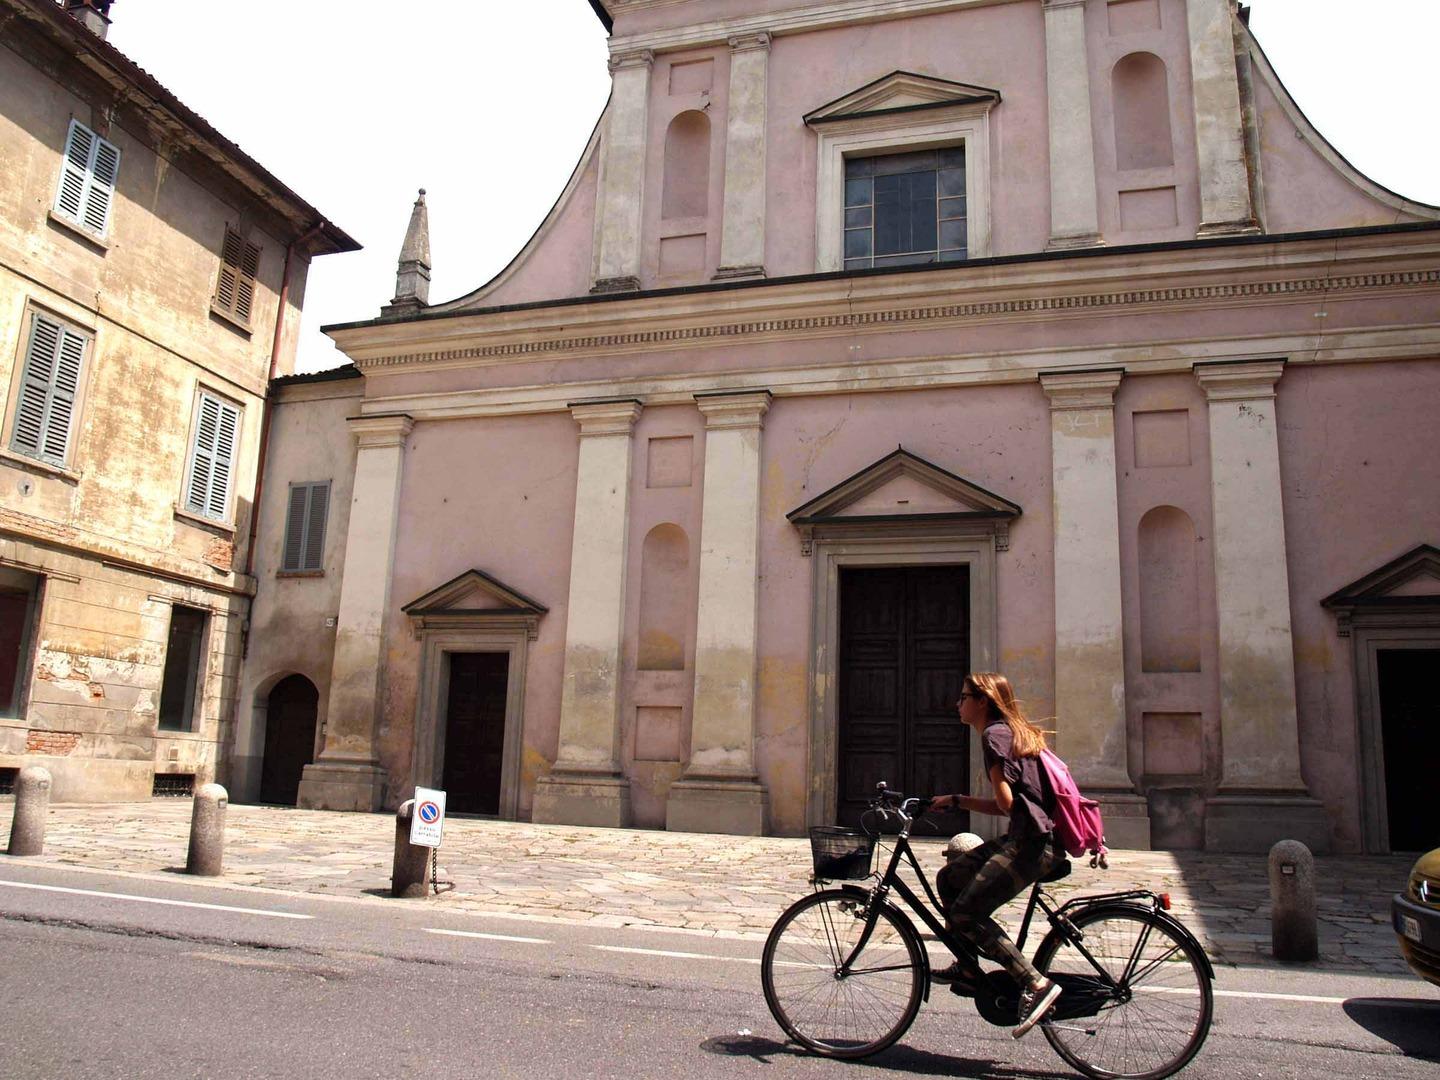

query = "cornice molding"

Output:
[[1193, 359, 1286, 402], [608, 0, 1022, 55], [344, 265, 1440, 373]]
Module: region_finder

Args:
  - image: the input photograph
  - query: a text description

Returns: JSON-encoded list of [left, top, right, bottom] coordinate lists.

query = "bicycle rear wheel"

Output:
[[761, 889, 925, 1059], [1033, 905, 1212, 1080], [1036, 904, 1215, 1080]]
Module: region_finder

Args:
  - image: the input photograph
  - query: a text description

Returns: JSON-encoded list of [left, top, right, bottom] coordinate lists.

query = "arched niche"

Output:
[[1138, 505, 1201, 672], [662, 111, 710, 220], [1113, 52, 1174, 171], [638, 523, 690, 670]]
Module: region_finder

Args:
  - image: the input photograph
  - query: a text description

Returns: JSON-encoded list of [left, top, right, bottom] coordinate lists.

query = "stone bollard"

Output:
[[1269, 839, 1318, 962], [6, 766, 53, 857], [392, 800, 430, 898], [945, 832, 985, 863], [186, 783, 228, 877]]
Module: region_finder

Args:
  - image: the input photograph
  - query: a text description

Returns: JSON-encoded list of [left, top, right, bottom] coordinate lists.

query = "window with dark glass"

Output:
[[158, 605, 206, 732], [843, 147, 967, 270], [0, 568, 39, 718]]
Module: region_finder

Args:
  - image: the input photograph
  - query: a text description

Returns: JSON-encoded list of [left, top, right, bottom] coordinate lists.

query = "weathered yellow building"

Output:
[[0, 0, 355, 800]]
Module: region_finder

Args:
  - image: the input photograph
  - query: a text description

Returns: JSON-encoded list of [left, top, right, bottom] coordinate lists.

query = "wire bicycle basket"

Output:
[[808, 826, 876, 880]]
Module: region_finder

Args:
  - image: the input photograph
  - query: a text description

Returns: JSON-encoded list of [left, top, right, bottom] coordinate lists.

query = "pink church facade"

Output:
[[238, 0, 1440, 854]]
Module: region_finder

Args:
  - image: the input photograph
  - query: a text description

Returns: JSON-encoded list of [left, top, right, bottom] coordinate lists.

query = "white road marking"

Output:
[[0, 879, 312, 919], [1140, 986, 1346, 1004], [424, 928, 552, 944], [593, 944, 760, 963]]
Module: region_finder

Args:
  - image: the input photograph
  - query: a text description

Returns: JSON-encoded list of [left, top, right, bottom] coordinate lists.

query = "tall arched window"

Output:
[[638, 524, 690, 669], [1138, 506, 1201, 672], [1112, 52, 1174, 171], [662, 111, 710, 220]]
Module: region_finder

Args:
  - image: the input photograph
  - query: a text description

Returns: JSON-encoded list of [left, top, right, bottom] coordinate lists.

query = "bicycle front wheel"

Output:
[[1033, 904, 1213, 1080], [761, 889, 925, 1059]]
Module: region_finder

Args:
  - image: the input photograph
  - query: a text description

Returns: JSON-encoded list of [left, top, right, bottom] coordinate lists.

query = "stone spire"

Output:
[[381, 188, 431, 317]]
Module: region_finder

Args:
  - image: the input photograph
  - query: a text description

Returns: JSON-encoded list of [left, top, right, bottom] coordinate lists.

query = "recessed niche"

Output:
[[1142, 711, 1203, 776], [635, 706, 683, 762], [659, 233, 706, 277], [669, 59, 713, 96], [1108, 0, 1162, 35], [638, 524, 689, 670], [1138, 506, 1202, 673], [647, 436, 693, 488], [1133, 409, 1190, 467]]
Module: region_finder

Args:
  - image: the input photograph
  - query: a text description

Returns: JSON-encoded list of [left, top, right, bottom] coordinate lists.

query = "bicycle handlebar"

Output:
[[866, 782, 932, 827]]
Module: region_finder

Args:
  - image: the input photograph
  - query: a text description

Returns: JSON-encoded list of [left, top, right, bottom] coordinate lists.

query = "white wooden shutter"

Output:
[[185, 392, 241, 521], [282, 484, 307, 571], [11, 314, 85, 466], [303, 482, 329, 570], [53, 119, 120, 236]]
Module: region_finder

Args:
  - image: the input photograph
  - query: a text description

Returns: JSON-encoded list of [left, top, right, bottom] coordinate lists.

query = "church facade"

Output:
[[241, 0, 1440, 854]]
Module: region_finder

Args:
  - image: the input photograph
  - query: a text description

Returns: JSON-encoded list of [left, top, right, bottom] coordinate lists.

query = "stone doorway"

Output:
[[259, 674, 318, 805], [442, 652, 508, 815], [1377, 648, 1438, 853], [837, 565, 970, 834]]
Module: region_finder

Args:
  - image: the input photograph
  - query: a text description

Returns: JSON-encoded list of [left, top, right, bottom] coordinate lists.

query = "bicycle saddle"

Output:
[[1041, 859, 1072, 883]]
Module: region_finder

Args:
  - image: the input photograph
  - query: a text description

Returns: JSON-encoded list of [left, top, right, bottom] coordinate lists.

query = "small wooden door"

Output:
[[443, 652, 509, 815], [838, 566, 970, 833], [1378, 648, 1438, 852], [259, 675, 318, 805]]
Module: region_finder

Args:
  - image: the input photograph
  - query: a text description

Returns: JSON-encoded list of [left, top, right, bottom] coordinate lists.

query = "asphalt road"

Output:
[[0, 861, 1436, 1080]]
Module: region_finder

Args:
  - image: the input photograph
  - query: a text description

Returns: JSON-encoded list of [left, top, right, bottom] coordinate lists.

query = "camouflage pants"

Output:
[[935, 832, 1058, 984]]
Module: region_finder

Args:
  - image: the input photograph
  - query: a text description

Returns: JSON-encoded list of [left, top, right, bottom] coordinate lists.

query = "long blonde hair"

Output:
[[965, 672, 1050, 758]]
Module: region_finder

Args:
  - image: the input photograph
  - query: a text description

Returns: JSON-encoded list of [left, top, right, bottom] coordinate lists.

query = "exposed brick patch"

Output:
[[26, 731, 81, 755], [203, 537, 235, 572]]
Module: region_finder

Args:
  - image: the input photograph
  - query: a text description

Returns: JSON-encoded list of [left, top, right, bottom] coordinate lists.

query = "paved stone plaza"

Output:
[[1, 799, 1414, 975]]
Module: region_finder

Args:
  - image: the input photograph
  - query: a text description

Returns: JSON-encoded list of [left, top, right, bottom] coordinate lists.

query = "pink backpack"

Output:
[[1037, 748, 1109, 869]]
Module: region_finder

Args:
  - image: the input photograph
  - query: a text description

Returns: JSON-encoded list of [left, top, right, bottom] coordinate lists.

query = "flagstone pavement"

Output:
[[0, 799, 1417, 977]]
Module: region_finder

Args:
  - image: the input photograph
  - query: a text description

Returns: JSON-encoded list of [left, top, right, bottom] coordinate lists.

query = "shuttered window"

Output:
[[183, 391, 241, 522], [53, 119, 121, 237], [281, 481, 330, 572], [213, 228, 261, 324], [10, 312, 87, 468]]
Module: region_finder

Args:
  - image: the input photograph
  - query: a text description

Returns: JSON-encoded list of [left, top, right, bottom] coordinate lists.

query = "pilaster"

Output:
[[532, 400, 643, 828], [714, 32, 771, 281], [297, 413, 414, 812], [1042, 0, 1103, 250], [592, 49, 654, 294], [1185, 0, 1260, 237], [667, 390, 772, 835], [1194, 361, 1326, 852], [1040, 370, 1148, 847]]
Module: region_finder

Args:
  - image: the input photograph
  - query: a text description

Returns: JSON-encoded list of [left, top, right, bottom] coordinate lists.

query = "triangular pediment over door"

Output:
[[1321, 544, 1440, 635], [804, 70, 1001, 126], [403, 568, 548, 638], [787, 447, 1021, 554]]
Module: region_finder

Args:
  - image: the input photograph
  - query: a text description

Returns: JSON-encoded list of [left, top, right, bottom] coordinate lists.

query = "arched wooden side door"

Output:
[[260, 674, 319, 806]]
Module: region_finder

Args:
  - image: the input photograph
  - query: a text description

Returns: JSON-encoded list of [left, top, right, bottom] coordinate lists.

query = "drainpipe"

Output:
[[242, 221, 325, 592]]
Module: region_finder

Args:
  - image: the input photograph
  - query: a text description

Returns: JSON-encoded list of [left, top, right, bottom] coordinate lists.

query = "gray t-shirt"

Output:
[[981, 721, 1055, 840]]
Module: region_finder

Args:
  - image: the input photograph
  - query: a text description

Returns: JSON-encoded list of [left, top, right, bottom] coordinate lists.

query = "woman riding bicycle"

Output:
[[928, 671, 1063, 1038]]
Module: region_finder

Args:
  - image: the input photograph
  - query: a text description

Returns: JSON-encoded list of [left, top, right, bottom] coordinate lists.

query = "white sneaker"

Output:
[[1012, 978, 1062, 1039]]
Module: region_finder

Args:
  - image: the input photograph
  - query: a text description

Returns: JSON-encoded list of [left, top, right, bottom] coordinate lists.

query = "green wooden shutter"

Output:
[[281, 482, 331, 571], [303, 482, 329, 570], [185, 392, 241, 520], [282, 484, 307, 571], [11, 314, 85, 467], [53, 119, 120, 236]]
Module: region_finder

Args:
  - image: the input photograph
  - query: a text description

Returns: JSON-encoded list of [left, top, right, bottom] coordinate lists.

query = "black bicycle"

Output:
[[761, 784, 1214, 1080]]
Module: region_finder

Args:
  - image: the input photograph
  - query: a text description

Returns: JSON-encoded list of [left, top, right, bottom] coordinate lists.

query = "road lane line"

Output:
[[424, 928, 552, 944], [1139, 986, 1346, 1004], [0, 879, 312, 919], [593, 944, 762, 964]]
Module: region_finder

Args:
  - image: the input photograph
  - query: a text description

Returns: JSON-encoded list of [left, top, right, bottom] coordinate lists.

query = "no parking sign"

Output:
[[410, 786, 446, 848]]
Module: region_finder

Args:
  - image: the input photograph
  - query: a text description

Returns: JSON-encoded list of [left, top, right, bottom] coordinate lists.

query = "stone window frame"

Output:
[[409, 622, 536, 822], [803, 530, 1002, 832], [813, 104, 993, 273]]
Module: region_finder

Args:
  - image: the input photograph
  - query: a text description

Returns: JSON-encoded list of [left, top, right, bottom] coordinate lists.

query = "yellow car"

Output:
[[1393, 847, 1440, 986]]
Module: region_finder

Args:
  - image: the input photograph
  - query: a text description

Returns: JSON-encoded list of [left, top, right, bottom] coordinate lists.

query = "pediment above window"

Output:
[[403, 569, 548, 638], [1321, 544, 1440, 635], [787, 447, 1020, 555], [805, 71, 1001, 127]]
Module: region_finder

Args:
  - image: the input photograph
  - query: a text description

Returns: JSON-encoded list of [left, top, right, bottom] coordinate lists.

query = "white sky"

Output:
[[106, 0, 1440, 375]]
